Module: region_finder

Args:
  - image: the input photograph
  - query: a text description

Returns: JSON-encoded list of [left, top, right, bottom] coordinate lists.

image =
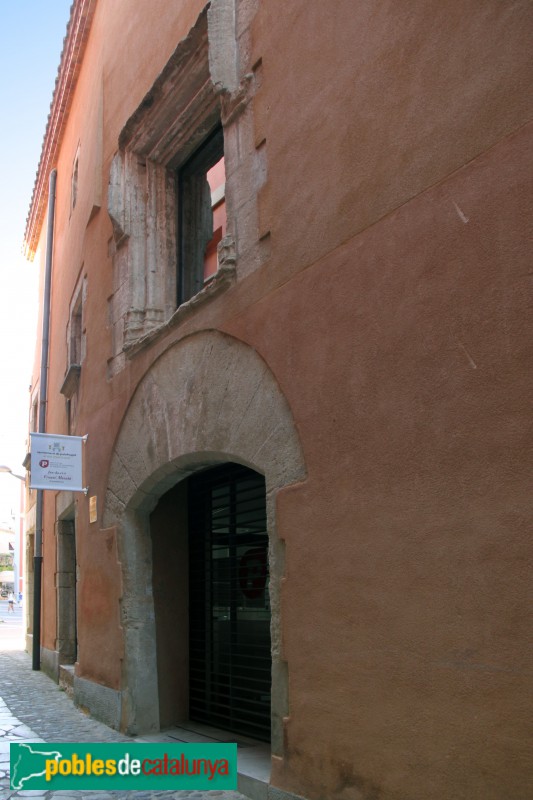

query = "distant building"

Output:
[[0, 526, 15, 591], [23, 1, 533, 799]]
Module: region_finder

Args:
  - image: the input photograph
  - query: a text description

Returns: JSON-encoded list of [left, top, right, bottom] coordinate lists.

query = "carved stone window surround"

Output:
[[107, 7, 237, 360]]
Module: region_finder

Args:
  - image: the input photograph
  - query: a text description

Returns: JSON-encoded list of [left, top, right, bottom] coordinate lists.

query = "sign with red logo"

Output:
[[30, 433, 88, 492]]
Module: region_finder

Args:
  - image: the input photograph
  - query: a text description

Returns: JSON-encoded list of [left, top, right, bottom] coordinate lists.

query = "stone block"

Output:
[[74, 675, 122, 731]]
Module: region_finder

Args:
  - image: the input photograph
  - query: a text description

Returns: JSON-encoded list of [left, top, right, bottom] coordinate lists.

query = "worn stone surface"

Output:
[[208, 0, 239, 93], [100, 330, 305, 738], [107, 7, 223, 366]]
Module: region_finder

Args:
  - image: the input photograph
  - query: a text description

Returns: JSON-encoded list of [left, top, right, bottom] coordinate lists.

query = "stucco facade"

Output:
[[24, 1, 532, 799]]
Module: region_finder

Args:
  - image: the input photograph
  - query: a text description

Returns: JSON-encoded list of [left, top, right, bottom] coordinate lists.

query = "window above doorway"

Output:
[[107, 8, 236, 371], [178, 127, 226, 305]]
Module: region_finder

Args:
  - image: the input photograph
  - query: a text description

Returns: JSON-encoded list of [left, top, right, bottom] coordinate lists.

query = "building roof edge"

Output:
[[23, 0, 97, 261]]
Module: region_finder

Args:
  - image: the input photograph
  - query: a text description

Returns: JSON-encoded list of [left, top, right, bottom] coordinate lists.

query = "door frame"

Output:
[[102, 331, 306, 749]]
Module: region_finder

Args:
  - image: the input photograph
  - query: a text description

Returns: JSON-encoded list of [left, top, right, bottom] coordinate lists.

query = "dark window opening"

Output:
[[178, 127, 226, 306], [71, 149, 79, 213]]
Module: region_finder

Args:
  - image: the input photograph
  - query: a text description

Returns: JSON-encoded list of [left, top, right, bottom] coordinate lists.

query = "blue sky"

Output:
[[0, 1, 72, 524]]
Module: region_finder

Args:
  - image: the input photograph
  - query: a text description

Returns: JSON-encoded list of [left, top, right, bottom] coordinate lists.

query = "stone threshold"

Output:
[[137, 720, 271, 800]]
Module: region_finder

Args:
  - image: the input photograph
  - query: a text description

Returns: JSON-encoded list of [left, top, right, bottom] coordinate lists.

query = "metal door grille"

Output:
[[189, 464, 271, 741]]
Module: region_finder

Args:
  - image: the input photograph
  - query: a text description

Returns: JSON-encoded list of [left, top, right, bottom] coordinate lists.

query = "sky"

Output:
[[0, 0, 73, 527]]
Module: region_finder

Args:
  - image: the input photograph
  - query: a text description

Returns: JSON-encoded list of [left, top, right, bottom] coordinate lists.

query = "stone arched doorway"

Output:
[[102, 330, 305, 753]]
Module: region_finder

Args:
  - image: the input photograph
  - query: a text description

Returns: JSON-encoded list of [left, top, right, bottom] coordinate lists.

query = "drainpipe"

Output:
[[33, 169, 57, 671]]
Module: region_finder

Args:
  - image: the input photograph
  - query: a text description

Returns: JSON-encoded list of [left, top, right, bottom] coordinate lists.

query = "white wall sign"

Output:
[[30, 433, 87, 492]]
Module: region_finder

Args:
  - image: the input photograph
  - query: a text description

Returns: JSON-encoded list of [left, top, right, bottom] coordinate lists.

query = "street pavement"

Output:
[[0, 602, 248, 800]]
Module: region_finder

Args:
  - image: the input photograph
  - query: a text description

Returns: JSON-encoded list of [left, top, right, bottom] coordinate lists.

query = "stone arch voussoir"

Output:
[[102, 330, 306, 740], [104, 330, 305, 522]]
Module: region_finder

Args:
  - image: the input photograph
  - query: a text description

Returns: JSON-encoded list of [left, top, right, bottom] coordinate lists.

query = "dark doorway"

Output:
[[188, 464, 271, 741], [56, 517, 77, 664]]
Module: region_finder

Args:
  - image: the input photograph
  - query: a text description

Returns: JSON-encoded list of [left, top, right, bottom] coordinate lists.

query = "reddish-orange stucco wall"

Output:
[[223, 122, 532, 799], [27, 0, 532, 797]]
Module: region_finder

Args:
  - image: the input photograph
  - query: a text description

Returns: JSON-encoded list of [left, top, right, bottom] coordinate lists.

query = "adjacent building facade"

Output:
[[23, 1, 532, 799]]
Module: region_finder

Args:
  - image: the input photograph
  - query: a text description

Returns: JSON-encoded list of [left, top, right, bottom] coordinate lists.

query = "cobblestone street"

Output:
[[0, 611, 249, 800]]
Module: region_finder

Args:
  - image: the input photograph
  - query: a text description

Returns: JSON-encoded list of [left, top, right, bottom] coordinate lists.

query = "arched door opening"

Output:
[[151, 462, 271, 742], [103, 330, 306, 742]]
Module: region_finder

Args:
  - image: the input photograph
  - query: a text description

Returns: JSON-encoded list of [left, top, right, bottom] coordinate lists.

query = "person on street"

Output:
[[7, 592, 14, 613]]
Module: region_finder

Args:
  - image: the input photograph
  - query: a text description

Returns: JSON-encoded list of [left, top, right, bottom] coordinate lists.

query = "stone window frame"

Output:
[[69, 292, 83, 366], [107, 8, 236, 363], [60, 273, 87, 434], [71, 143, 80, 216]]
